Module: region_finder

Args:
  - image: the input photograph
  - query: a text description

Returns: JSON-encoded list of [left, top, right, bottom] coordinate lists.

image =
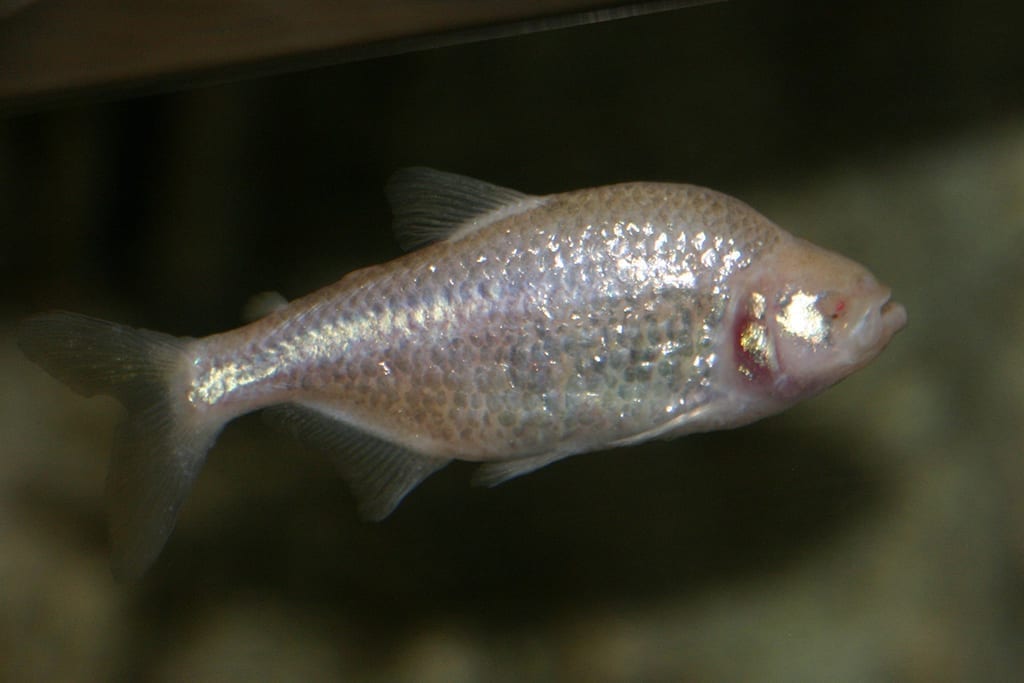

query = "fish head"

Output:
[[728, 236, 907, 404]]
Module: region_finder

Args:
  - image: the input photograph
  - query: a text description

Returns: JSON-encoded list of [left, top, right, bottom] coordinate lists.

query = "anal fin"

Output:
[[266, 404, 449, 520]]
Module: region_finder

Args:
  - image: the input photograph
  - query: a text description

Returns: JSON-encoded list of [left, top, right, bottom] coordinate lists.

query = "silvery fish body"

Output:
[[19, 168, 906, 578]]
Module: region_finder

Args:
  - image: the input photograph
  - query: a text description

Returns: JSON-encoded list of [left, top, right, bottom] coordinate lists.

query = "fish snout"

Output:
[[880, 297, 908, 336], [852, 287, 907, 354]]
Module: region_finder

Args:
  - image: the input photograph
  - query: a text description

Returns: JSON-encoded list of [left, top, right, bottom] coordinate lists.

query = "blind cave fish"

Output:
[[18, 168, 907, 579]]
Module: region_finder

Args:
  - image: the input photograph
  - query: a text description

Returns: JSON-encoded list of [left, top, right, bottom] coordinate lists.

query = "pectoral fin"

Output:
[[471, 451, 573, 488]]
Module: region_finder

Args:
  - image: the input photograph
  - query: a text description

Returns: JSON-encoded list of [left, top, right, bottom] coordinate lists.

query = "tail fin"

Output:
[[18, 312, 220, 580]]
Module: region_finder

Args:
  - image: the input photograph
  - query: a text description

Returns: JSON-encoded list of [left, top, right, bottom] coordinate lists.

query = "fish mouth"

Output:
[[879, 295, 908, 337], [851, 289, 907, 355]]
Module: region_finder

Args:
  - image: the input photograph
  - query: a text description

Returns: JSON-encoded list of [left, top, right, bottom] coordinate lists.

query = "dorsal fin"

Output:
[[265, 403, 449, 520], [385, 167, 538, 250]]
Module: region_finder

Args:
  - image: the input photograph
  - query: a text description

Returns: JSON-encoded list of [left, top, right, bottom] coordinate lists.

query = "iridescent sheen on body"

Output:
[[191, 182, 776, 460]]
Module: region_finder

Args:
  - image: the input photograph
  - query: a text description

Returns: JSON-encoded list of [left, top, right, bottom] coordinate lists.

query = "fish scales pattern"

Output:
[[195, 183, 776, 460]]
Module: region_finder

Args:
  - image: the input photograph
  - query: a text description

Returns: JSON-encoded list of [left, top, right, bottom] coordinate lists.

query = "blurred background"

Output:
[[3, 0, 1024, 680]]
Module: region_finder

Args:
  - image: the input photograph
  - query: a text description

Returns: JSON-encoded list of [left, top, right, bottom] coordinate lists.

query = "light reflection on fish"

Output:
[[18, 168, 907, 578]]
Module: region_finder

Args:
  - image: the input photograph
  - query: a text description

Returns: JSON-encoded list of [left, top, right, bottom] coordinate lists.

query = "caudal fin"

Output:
[[18, 312, 220, 580]]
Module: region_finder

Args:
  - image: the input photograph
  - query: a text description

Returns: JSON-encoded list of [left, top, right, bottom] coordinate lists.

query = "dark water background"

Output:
[[3, 1, 1023, 680]]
